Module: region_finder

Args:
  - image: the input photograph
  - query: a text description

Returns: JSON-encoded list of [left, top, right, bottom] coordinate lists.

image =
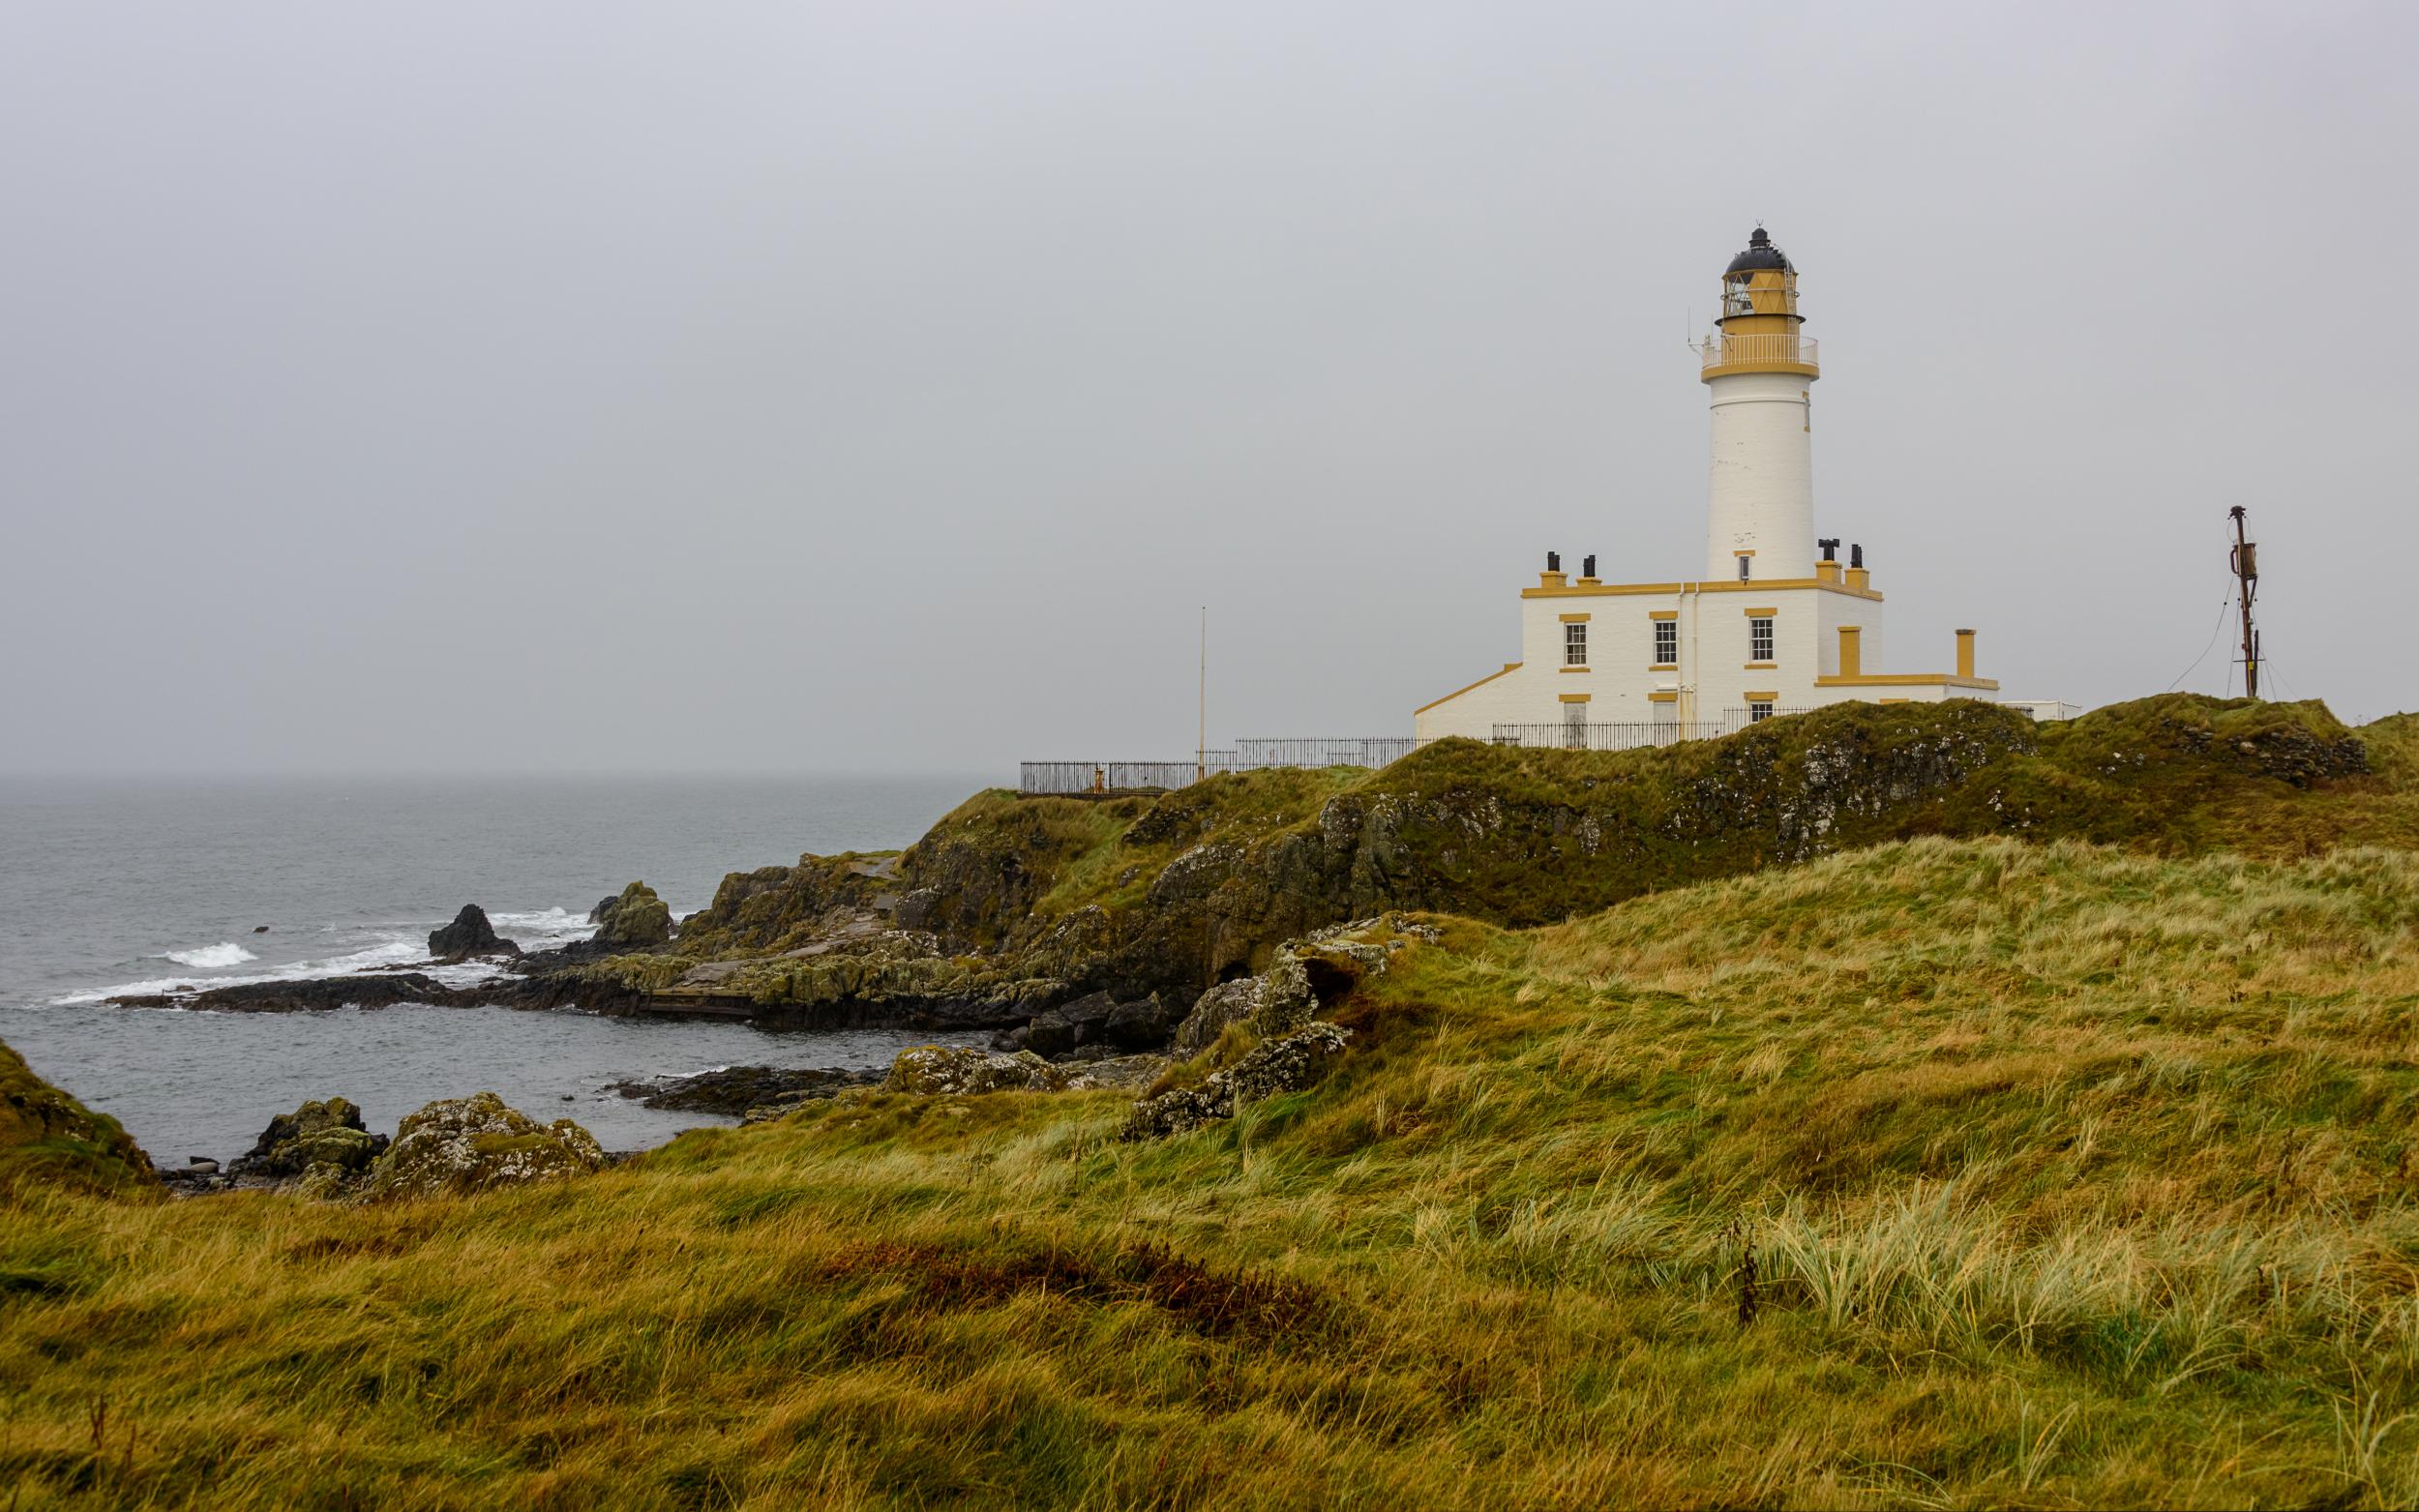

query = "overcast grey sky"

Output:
[[4, 2, 2411, 775]]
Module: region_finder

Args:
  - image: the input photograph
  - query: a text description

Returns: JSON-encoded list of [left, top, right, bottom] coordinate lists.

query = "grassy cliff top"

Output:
[[661, 696, 2411, 988], [9, 830, 2419, 1504], [0, 1041, 157, 1204]]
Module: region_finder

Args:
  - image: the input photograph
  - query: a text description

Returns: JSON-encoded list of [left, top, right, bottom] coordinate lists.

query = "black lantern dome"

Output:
[[1725, 226, 1794, 276]]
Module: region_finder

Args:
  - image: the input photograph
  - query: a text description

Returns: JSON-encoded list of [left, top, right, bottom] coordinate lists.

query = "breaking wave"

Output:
[[163, 943, 257, 968]]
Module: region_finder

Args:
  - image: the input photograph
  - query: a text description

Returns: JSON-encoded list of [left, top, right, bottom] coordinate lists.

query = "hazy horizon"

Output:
[[6, 3, 2413, 776]]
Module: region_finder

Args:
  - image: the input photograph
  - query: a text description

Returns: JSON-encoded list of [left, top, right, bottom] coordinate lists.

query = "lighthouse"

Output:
[[1700, 226, 1818, 581], [1410, 226, 2054, 747]]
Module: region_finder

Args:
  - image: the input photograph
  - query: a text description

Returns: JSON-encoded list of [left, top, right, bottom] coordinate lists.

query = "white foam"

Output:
[[60, 903, 602, 1007], [163, 943, 258, 968], [487, 906, 598, 945]]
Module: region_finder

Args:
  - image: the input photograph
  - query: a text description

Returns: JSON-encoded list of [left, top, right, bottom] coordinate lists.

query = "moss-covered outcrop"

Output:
[[228, 1097, 387, 1187], [592, 881, 673, 950], [0, 1040, 158, 1201]]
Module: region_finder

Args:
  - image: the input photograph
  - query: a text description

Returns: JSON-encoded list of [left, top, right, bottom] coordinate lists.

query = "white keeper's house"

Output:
[[1416, 227, 2069, 747]]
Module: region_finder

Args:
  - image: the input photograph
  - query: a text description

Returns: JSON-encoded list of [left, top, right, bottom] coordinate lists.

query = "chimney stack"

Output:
[[1956, 629, 1977, 680], [1580, 553, 1598, 580]]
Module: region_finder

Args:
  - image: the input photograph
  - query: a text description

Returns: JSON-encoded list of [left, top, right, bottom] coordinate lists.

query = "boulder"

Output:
[[1021, 991, 1184, 1057], [1102, 992, 1183, 1050], [361, 1093, 605, 1202], [1170, 954, 1314, 1056], [884, 1046, 1092, 1096], [1022, 990, 1119, 1056], [428, 904, 520, 963], [1120, 1022, 1351, 1141], [592, 882, 673, 950], [228, 1097, 388, 1181]]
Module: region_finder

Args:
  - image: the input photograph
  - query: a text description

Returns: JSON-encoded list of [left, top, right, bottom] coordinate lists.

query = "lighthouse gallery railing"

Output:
[[1698, 333, 1819, 373]]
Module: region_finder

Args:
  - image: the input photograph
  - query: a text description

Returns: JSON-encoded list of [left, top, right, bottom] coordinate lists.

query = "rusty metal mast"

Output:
[[2229, 506, 2259, 699]]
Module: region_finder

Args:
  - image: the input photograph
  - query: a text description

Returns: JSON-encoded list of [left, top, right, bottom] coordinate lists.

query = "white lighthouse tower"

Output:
[[1410, 226, 2060, 746], [1701, 226, 1818, 581]]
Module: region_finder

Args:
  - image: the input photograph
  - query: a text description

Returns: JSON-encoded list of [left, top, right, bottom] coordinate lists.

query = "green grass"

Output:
[[10, 834, 2419, 1506]]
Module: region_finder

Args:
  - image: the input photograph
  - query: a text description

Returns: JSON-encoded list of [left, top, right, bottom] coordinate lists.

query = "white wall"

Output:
[[1706, 371, 1817, 580]]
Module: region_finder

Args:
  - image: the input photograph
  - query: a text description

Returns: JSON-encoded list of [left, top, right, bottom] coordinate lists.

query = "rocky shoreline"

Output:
[[92, 698, 2374, 1199]]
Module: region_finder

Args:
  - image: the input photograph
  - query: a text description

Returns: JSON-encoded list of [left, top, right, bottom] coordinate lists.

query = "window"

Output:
[[1653, 620, 1677, 666], [1738, 554, 1751, 581], [1564, 622, 1588, 666], [1748, 700, 1775, 724], [1652, 699, 1678, 737], [1563, 699, 1587, 748], [1749, 616, 1775, 662]]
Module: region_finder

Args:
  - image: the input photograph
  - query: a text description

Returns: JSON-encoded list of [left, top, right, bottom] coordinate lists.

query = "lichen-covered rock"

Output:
[[883, 1046, 1093, 1096], [428, 904, 519, 962], [229, 1097, 387, 1181], [361, 1093, 604, 1202], [592, 882, 673, 950], [291, 1162, 358, 1201], [1170, 977, 1263, 1056], [1120, 1022, 1351, 1141], [1170, 952, 1317, 1055]]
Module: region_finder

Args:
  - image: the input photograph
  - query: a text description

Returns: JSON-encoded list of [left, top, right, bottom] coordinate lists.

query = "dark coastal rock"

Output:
[[146, 973, 463, 1014], [608, 1064, 880, 1117], [592, 882, 673, 950], [362, 1093, 604, 1202], [229, 1096, 388, 1182], [1018, 990, 1183, 1057], [428, 904, 520, 963]]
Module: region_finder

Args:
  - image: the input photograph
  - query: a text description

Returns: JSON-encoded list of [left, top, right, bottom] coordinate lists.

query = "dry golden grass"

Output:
[[8, 837, 2419, 1507]]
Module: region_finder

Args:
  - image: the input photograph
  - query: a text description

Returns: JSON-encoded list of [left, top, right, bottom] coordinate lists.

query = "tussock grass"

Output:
[[11, 837, 2419, 1505]]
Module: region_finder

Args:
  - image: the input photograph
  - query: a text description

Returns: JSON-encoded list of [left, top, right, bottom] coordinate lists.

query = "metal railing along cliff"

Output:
[[1019, 739, 1420, 796]]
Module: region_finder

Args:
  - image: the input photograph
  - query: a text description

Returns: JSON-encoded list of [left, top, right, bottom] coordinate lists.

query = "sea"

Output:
[[0, 774, 993, 1165]]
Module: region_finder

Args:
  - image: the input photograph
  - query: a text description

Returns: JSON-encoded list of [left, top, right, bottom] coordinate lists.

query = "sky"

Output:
[[3, 2, 2413, 775]]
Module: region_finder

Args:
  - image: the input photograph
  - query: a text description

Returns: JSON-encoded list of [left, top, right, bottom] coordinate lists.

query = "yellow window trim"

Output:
[[1745, 691, 1779, 701], [1648, 610, 1679, 621], [1648, 662, 1677, 670], [1557, 693, 1592, 703], [1814, 673, 2001, 690], [1522, 578, 1882, 603], [1733, 549, 1757, 556], [1647, 691, 1679, 703], [1558, 612, 1591, 623], [1744, 661, 1777, 669], [1559, 666, 1591, 674], [1743, 607, 1777, 617]]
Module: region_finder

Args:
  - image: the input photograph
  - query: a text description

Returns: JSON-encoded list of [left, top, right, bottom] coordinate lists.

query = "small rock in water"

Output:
[[253, 925, 270, 934], [428, 904, 522, 964], [187, 1157, 220, 1173]]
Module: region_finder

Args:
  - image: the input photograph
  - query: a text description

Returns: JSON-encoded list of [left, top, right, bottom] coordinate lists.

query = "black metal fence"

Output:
[[1020, 711, 1814, 794], [1235, 736, 1421, 767], [1490, 708, 1812, 752], [1019, 738, 1423, 795]]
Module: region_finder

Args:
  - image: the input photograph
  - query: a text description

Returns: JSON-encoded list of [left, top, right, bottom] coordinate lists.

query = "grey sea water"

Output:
[[0, 774, 991, 1163]]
